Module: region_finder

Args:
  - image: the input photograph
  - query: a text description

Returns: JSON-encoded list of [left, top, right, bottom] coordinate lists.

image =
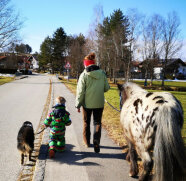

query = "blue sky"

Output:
[[11, 0, 186, 59]]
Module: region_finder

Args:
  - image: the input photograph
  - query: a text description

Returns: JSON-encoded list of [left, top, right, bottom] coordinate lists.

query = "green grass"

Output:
[[105, 87, 186, 143], [60, 78, 186, 144], [133, 80, 186, 87], [0, 76, 14, 85]]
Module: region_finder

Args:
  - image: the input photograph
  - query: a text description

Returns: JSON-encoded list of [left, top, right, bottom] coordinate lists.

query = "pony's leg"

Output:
[[139, 151, 153, 181], [127, 140, 138, 177], [126, 151, 130, 162]]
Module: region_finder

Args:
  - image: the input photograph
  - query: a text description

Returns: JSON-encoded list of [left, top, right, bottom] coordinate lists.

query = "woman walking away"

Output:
[[75, 52, 110, 153]]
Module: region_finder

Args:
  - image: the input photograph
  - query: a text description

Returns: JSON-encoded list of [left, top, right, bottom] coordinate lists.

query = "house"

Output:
[[0, 54, 19, 69], [165, 59, 186, 79], [130, 61, 142, 79], [27, 56, 39, 69], [0, 56, 7, 68], [17, 56, 31, 70], [134, 58, 186, 80], [0, 53, 33, 72]]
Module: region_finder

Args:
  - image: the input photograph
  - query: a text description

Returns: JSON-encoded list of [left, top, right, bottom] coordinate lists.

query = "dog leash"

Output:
[[35, 127, 46, 135], [105, 99, 121, 112]]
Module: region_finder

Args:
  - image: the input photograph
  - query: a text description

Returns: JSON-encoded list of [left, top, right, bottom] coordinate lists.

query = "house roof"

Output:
[[165, 58, 186, 66], [0, 56, 7, 61], [139, 58, 186, 68]]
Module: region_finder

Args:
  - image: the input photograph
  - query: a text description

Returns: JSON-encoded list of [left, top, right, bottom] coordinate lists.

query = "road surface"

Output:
[[0, 74, 50, 181]]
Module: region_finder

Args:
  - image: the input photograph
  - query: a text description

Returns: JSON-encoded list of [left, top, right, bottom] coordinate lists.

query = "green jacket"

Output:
[[75, 65, 110, 109]]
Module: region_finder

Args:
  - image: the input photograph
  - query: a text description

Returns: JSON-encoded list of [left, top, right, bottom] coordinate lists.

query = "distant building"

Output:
[[0, 53, 39, 71], [131, 58, 186, 80], [0, 56, 7, 68], [27, 56, 39, 69]]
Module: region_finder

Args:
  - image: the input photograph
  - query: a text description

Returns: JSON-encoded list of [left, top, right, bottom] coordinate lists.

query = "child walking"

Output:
[[44, 96, 71, 158]]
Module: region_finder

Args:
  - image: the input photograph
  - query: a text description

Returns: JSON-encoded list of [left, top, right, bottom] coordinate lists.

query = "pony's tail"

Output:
[[153, 106, 186, 181]]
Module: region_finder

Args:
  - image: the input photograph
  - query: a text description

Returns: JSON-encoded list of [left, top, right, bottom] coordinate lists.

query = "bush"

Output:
[[0, 68, 17, 74]]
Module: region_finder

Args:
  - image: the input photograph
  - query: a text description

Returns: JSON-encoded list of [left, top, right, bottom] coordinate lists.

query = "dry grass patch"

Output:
[[0, 76, 14, 85]]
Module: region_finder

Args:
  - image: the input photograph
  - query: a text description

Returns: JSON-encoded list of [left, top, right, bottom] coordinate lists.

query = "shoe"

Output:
[[49, 150, 55, 158], [94, 141, 100, 153], [83, 141, 90, 148]]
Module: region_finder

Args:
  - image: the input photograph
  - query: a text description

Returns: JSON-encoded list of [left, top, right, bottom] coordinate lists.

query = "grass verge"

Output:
[[59, 78, 186, 146], [0, 76, 14, 85]]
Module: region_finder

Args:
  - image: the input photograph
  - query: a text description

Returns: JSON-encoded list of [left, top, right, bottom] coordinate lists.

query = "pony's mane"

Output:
[[123, 82, 147, 96]]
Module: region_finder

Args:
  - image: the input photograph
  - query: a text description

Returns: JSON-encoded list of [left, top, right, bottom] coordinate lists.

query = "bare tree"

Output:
[[126, 8, 143, 82], [67, 34, 86, 80], [161, 11, 182, 86], [140, 14, 164, 85], [87, 4, 104, 61], [147, 14, 163, 85], [0, 0, 23, 51], [141, 16, 151, 85]]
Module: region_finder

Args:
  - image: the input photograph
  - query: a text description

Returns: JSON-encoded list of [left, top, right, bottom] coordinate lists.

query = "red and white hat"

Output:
[[83, 59, 95, 67]]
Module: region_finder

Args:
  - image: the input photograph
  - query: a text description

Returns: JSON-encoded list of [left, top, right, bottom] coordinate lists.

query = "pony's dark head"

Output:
[[117, 83, 127, 110], [117, 82, 144, 109]]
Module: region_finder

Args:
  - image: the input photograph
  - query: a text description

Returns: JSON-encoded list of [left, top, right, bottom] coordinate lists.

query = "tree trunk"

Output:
[[144, 68, 148, 86], [113, 69, 116, 84], [161, 58, 167, 87]]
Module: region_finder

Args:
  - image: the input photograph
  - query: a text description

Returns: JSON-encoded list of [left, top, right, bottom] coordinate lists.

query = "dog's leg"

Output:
[[29, 151, 32, 161], [21, 153, 24, 165], [29, 151, 35, 162]]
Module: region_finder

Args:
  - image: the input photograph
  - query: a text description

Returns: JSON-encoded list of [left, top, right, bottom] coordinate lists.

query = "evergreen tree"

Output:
[[52, 27, 67, 72], [97, 9, 130, 82], [39, 36, 53, 71]]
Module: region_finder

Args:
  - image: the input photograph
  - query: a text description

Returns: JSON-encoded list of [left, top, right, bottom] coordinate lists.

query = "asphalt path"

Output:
[[0, 74, 50, 181], [43, 76, 136, 181]]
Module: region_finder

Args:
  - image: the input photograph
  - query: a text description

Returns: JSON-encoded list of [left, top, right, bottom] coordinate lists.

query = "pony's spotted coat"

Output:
[[118, 82, 186, 181]]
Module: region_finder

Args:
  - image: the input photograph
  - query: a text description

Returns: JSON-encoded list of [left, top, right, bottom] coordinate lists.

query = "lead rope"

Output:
[[105, 99, 121, 112], [105, 92, 122, 113], [35, 127, 47, 135]]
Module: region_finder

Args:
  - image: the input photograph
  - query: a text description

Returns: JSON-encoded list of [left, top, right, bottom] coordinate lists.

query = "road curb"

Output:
[[32, 78, 54, 181], [15, 75, 29, 80]]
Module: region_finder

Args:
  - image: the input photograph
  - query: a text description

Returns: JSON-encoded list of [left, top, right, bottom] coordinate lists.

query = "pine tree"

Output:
[[52, 27, 67, 72], [39, 36, 53, 71]]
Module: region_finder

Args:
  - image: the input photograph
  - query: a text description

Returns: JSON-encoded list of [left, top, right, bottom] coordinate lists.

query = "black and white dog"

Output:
[[17, 121, 35, 165]]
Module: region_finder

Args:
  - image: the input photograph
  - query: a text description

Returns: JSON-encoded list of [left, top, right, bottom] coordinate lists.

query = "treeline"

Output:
[[95, 9, 182, 85], [38, 28, 89, 78], [38, 8, 183, 85]]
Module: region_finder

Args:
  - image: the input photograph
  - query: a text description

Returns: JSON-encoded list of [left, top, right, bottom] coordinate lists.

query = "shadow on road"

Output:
[[38, 144, 127, 167]]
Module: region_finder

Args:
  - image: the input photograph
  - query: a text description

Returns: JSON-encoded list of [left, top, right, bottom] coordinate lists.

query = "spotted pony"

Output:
[[118, 82, 186, 181]]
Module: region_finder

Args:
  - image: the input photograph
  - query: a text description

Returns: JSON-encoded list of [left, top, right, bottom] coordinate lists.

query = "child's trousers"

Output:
[[49, 133, 65, 152]]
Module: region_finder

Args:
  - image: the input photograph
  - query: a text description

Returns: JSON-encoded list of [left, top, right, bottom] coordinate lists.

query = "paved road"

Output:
[[0, 74, 50, 181], [42, 76, 136, 181]]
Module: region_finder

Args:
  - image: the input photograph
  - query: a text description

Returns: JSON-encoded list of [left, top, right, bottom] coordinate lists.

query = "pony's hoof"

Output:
[[129, 169, 138, 177]]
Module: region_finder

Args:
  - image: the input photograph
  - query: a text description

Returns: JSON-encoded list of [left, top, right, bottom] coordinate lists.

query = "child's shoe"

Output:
[[49, 150, 55, 158]]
